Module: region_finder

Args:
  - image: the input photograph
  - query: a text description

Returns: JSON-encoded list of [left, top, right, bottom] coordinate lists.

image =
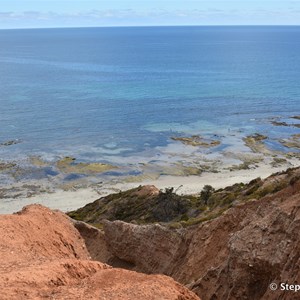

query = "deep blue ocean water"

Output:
[[0, 26, 300, 164]]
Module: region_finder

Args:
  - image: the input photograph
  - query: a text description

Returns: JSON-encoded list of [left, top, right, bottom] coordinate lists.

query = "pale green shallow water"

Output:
[[0, 26, 299, 187]]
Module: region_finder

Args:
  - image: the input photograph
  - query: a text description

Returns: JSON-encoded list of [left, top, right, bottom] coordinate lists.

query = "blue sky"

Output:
[[0, 0, 300, 28]]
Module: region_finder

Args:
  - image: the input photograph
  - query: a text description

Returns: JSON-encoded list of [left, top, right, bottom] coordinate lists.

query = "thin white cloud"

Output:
[[1, 7, 300, 28]]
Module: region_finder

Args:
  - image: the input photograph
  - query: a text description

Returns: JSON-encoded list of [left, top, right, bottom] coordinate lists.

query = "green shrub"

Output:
[[200, 185, 215, 205]]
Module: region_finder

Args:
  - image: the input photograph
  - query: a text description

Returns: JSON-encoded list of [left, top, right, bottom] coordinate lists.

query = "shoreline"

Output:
[[1, 121, 300, 214], [1, 157, 299, 215], [113, 160, 299, 194]]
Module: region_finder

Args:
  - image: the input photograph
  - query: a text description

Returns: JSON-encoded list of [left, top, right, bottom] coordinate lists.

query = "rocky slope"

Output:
[[71, 167, 300, 300], [0, 205, 199, 300]]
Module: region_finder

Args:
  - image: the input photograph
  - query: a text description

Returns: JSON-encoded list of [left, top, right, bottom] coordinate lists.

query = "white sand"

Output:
[[0, 188, 100, 215], [112, 160, 299, 194]]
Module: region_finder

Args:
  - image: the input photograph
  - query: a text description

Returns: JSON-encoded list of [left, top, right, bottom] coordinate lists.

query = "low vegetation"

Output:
[[68, 167, 300, 228]]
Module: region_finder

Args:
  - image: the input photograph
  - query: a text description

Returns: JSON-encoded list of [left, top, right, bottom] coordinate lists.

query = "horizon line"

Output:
[[1, 24, 300, 31]]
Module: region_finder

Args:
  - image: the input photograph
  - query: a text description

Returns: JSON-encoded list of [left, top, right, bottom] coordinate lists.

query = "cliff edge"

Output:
[[72, 167, 300, 300], [0, 204, 199, 300]]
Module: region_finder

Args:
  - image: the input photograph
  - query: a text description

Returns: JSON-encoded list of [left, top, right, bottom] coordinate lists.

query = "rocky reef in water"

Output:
[[70, 167, 300, 300]]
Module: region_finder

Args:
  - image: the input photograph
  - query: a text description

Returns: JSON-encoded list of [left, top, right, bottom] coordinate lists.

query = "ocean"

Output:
[[0, 26, 300, 169]]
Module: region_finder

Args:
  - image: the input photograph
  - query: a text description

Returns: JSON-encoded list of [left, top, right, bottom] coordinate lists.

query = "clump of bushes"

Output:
[[152, 187, 190, 222], [200, 185, 215, 205]]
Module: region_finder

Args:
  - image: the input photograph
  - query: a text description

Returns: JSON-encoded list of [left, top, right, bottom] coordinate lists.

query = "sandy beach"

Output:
[[1, 155, 299, 214], [1, 120, 300, 214]]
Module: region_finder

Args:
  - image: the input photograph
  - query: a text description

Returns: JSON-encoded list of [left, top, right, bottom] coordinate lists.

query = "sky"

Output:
[[0, 0, 300, 29]]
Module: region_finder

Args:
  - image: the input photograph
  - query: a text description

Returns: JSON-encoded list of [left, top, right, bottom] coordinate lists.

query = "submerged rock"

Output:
[[0, 139, 21, 146], [171, 135, 221, 147], [56, 156, 117, 174], [243, 133, 270, 154], [0, 162, 17, 171], [271, 120, 300, 128], [279, 134, 300, 149], [291, 115, 300, 120]]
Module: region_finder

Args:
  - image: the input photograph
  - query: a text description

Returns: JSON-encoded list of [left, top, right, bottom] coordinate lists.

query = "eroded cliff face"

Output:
[[102, 220, 187, 275], [80, 168, 300, 300], [0, 205, 200, 300], [183, 188, 300, 300]]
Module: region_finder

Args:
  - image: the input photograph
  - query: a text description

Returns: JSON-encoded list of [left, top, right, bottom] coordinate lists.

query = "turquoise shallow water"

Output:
[[0, 26, 300, 164]]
